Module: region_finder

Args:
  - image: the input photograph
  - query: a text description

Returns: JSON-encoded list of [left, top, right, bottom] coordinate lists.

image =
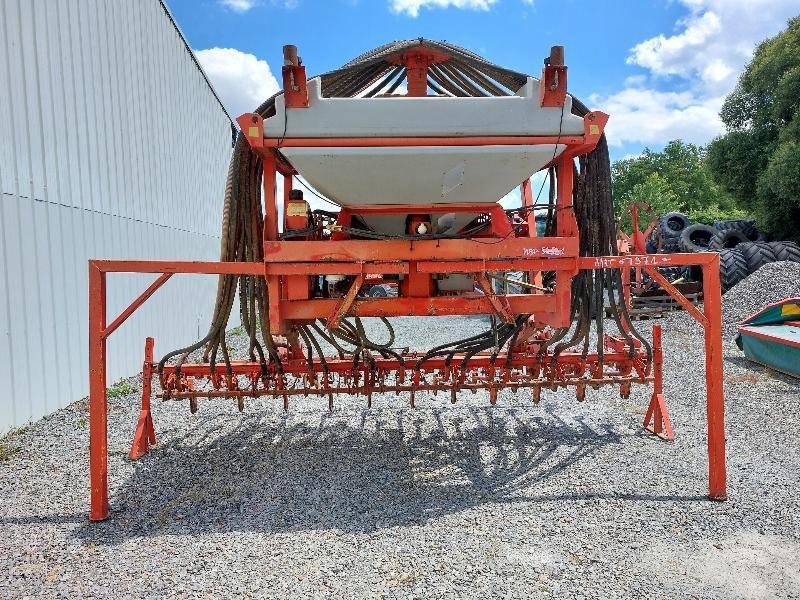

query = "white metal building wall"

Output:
[[0, 0, 234, 431]]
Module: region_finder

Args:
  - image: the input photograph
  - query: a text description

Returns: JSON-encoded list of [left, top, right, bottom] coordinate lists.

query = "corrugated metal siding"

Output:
[[0, 0, 233, 431]]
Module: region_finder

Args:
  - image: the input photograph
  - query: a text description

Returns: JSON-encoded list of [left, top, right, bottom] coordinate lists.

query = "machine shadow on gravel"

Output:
[[76, 405, 629, 544]]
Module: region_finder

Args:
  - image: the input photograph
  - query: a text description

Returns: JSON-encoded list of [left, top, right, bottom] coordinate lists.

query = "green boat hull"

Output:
[[736, 298, 800, 379]]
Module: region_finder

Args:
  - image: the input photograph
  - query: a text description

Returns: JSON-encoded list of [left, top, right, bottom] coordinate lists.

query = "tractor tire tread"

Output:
[[709, 229, 749, 251], [739, 241, 778, 274], [718, 248, 748, 291], [679, 224, 716, 253], [659, 212, 691, 239]]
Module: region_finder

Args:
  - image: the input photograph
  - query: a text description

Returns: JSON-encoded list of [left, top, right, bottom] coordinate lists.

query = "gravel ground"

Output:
[[718, 261, 800, 337], [1, 304, 799, 598]]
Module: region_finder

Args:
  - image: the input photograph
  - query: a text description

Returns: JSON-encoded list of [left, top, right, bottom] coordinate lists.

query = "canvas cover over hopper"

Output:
[[261, 40, 587, 234]]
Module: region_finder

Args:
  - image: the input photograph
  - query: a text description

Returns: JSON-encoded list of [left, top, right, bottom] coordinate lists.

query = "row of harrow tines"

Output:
[[156, 318, 654, 411]]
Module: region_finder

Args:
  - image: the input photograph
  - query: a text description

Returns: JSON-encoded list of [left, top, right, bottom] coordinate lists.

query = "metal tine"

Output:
[[576, 384, 586, 402], [531, 386, 541, 404], [322, 373, 334, 410], [278, 376, 288, 411]]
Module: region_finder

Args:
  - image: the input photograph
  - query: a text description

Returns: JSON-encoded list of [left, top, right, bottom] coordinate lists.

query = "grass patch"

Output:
[[107, 380, 137, 398], [389, 572, 418, 587], [0, 442, 17, 462], [0, 424, 30, 462], [229, 326, 244, 335]]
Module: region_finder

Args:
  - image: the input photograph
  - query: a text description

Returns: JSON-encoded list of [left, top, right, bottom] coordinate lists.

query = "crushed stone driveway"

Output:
[[1, 315, 799, 599]]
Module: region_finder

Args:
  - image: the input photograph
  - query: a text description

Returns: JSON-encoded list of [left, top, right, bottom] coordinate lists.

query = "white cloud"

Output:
[[596, 0, 798, 148], [628, 0, 798, 95], [219, 0, 256, 12], [629, 11, 722, 77], [390, 0, 498, 18], [195, 48, 280, 118], [218, 0, 299, 11], [623, 74, 647, 87], [590, 88, 724, 148]]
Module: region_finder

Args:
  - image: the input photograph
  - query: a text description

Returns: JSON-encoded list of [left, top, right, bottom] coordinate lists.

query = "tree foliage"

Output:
[[707, 17, 800, 242], [612, 140, 745, 231]]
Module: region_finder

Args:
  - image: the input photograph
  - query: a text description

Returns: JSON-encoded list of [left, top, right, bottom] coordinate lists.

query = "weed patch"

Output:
[[107, 380, 137, 398]]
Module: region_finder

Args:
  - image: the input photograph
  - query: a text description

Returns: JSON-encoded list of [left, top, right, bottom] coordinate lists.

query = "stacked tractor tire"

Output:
[[646, 213, 800, 292]]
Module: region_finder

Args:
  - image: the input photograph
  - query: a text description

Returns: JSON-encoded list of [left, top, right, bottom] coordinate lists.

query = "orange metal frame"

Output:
[[86, 48, 726, 521], [88, 251, 727, 521]]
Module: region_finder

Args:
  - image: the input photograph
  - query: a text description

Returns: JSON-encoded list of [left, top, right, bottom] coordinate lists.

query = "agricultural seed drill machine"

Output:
[[88, 40, 727, 521]]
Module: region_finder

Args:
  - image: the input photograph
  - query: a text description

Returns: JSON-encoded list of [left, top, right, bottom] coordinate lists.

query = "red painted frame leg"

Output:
[[89, 263, 110, 521], [643, 324, 674, 441], [130, 337, 156, 460], [702, 259, 727, 500]]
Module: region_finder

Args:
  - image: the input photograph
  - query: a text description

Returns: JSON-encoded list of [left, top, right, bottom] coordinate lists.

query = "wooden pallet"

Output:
[[605, 306, 665, 320], [605, 282, 703, 321], [632, 291, 702, 312]]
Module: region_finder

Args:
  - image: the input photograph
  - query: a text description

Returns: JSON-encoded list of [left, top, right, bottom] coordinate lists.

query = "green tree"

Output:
[[707, 17, 800, 242], [612, 140, 744, 230], [616, 172, 677, 232]]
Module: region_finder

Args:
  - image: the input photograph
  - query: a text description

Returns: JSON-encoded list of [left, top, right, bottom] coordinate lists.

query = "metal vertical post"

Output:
[[521, 178, 543, 289], [263, 153, 278, 242], [88, 262, 109, 521], [702, 256, 727, 500], [283, 173, 292, 228], [650, 324, 664, 434], [262, 154, 283, 333], [643, 322, 673, 440], [129, 337, 156, 460], [553, 159, 575, 327]]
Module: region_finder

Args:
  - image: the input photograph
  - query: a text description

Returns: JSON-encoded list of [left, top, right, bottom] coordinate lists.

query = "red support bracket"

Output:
[[644, 393, 674, 441], [643, 324, 674, 441], [130, 337, 156, 459], [237, 112, 264, 149], [475, 273, 515, 324], [540, 45, 567, 108], [282, 65, 309, 108], [644, 266, 708, 328], [282, 44, 309, 108], [102, 273, 172, 339], [328, 273, 364, 329], [582, 111, 608, 147], [387, 45, 451, 97]]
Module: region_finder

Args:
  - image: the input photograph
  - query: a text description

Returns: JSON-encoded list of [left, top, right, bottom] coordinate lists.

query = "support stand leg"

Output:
[[89, 263, 110, 521], [643, 324, 674, 441], [702, 260, 727, 500], [130, 337, 156, 460]]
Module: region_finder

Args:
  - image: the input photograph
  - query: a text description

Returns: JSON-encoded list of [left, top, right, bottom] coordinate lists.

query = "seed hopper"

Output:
[[87, 40, 727, 521]]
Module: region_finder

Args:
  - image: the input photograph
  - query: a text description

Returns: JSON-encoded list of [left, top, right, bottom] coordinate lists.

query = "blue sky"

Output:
[[168, 0, 798, 162]]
